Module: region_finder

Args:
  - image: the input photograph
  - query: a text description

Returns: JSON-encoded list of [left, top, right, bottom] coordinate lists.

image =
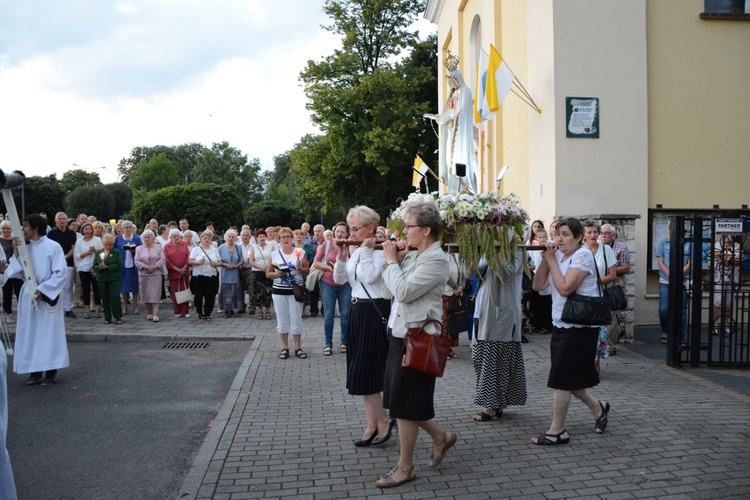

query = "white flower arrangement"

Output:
[[388, 191, 530, 276]]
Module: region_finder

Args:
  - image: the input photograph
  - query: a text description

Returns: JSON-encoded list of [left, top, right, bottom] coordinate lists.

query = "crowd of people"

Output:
[[0, 205, 640, 491]]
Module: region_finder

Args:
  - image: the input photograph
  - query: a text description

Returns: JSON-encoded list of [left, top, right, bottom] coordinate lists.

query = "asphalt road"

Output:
[[6, 339, 251, 500]]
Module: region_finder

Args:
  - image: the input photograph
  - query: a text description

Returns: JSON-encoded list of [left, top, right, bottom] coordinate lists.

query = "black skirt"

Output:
[[346, 300, 390, 395], [382, 333, 436, 422], [547, 326, 599, 391]]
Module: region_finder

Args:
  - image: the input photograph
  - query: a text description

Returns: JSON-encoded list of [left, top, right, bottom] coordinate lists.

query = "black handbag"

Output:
[[446, 309, 469, 335], [561, 248, 611, 326], [601, 250, 627, 310], [278, 251, 309, 303]]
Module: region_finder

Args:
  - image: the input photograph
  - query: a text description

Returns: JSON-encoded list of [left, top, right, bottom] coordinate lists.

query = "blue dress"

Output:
[[114, 234, 143, 294]]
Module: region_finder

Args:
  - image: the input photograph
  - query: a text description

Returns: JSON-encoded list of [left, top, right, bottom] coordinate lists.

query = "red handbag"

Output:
[[401, 319, 452, 377]]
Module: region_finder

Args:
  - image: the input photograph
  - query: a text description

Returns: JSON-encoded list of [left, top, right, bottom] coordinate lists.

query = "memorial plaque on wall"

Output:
[[566, 97, 599, 138]]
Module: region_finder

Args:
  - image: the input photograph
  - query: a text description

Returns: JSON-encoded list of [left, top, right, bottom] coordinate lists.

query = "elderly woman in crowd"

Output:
[[376, 199, 457, 488], [93, 233, 123, 324], [531, 218, 610, 446], [74, 222, 103, 319], [218, 229, 242, 318], [135, 229, 165, 322], [334, 206, 393, 448], [114, 220, 142, 315], [293, 229, 315, 317], [164, 228, 191, 318], [182, 230, 197, 250], [189, 230, 222, 320], [0, 220, 22, 323], [266, 227, 309, 359], [583, 220, 617, 374], [92, 221, 105, 238], [313, 222, 351, 355], [469, 246, 527, 422], [248, 229, 274, 320]]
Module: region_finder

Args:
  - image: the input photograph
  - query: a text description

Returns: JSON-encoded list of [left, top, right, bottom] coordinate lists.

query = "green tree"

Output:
[[130, 183, 244, 232], [106, 183, 133, 220], [3, 175, 66, 218], [192, 141, 264, 205], [296, 0, 437, 216], [65, 185, 114, 220], [117, 143, 204, 183], [59, 169, 103, 195], [130, 153, 180, 192], [244, 200, 305, 230]]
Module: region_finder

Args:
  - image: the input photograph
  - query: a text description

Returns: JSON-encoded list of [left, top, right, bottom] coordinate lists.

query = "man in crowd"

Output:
[[600, 223, 632, 352], [301, 222, 312, 246], [76, 213, 88, 233], [179, 218, 190, 233], [236, 228, 255, 315], [307, 224, 326, 317], [47, 212, 77, 318]]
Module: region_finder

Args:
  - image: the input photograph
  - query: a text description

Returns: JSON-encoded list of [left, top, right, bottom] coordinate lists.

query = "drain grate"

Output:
[[163, 341, 210, 349]]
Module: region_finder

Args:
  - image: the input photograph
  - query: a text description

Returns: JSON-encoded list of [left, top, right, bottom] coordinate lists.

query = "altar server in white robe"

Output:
[[8, 214, 69, 386]]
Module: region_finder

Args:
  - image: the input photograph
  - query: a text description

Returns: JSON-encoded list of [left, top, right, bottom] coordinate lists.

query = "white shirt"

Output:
[[549, 247, 599, 329], [190, 245, 220, 277], [73, 236, 103, 272], [333, 246, 387, 299]]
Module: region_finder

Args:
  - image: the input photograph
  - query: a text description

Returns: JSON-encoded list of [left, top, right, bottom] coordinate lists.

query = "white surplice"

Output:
[[7, 236, 70, 374]]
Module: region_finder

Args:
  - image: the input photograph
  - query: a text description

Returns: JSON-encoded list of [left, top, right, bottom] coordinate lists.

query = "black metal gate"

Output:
[[665, 212, 750, 368]]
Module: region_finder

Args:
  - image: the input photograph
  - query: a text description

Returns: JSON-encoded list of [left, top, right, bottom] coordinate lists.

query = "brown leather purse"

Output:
[[402, 319, 452, 377]]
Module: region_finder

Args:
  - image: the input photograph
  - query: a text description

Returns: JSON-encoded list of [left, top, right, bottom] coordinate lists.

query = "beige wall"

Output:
[[427, 0, 749, 325], [647, 0, 750, 209]]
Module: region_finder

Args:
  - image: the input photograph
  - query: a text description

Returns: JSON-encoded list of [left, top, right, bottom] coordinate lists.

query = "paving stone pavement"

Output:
[[45, 307, 750, 499]]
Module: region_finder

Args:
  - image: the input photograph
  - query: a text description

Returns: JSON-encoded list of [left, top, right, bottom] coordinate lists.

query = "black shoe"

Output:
[[310, 312, 318, 317], [521, 335, 529, 344], [41, 376, 56, 386], [26, 374, 43, 385], [65, 310, 76, 318], [354, 430, 378, 447], [372, 419, 397, 446]]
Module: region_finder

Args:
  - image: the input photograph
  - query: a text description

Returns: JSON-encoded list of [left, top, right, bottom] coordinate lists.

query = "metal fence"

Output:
[[665, 212, 750, 368]]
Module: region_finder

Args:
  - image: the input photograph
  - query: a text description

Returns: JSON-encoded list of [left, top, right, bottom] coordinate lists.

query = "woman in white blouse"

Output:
[[74, 222, 103, 319], [334, 206, 394, 448], [188, 230, 222, 321]]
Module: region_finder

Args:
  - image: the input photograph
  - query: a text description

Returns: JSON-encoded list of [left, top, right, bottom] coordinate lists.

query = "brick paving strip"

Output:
[[165, 313, 750, 500]]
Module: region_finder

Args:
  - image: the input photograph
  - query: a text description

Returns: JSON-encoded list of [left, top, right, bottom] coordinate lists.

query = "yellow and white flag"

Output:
[[412, 155, 429, 187], [487, 44, 515, 112], [474, 47, 493, 123]]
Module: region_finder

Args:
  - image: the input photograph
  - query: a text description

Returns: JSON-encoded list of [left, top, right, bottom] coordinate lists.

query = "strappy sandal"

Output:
[[533, 429, 569, 446], [294, 349, 308, 359], [595, 401, 610, 433], [340, 344, 347, 353], [375, 465, 416, 488], [265, 312, 272, 320], [278, 348, 289, 360], [473, 408, 501, 422], [257, 311, 264, 319], [323, 347, 333, 356], [428, 431, 457, 468]]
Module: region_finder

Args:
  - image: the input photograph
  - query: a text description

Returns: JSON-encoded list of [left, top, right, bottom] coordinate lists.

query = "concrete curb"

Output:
[[178, 339, 260, 499]]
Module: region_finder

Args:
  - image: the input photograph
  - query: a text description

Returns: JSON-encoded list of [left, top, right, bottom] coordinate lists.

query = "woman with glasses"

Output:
[[114, 220, 142, 315], [376, 199, 457, 488], [334, 206, 394, 448], [266, 227, 309, 359]]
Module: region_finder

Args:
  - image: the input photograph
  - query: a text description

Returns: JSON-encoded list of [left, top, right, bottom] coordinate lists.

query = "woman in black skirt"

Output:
[[531, 218, 611, 446], [333, 206, 394, 448], [377, 200, 457, 488]]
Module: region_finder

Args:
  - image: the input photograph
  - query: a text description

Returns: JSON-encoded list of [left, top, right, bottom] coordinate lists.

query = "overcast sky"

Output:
[[0, 0, 435, 184]]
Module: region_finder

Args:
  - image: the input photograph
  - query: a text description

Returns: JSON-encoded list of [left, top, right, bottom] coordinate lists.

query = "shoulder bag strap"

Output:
[[587, 248, 604, 296]]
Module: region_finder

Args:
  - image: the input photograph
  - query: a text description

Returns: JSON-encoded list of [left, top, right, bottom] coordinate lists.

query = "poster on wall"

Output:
[[566, 97, 599, 138]]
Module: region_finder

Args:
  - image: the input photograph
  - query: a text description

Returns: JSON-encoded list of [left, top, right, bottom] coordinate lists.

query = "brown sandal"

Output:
[[375, 465, 416, 488], [278, 348, 289, 360], [428, 431, 457, 469]]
